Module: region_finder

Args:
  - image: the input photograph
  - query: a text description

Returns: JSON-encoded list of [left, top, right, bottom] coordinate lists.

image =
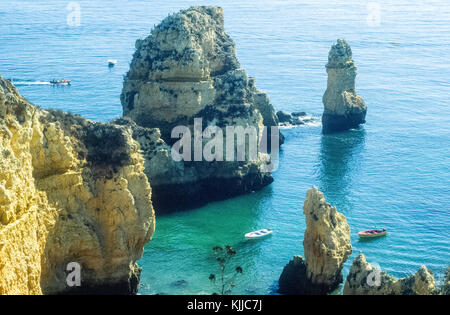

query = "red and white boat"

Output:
[[358, 229, 387, 238]]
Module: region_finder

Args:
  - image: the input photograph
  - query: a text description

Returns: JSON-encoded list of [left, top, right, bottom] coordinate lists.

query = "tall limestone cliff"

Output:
[[0, 75, 155, 294], [343, 253, 437, 295], [279, 187, 352, 294], [322, 39, 367, 134], [120, 6, 281, 212]]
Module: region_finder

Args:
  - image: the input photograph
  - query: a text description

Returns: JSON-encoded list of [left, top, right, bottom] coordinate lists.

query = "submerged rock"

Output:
[[120, 6, 281, 212], [171, 279, 188, 288], [291, 112, 307, 117], [276, 110, 318, 127], [279, 187, 352, 294], [322, 40, 367, 134], [276, 110, 292, 123], [0, 75, 155, 294], [343, 253, 437, 295]]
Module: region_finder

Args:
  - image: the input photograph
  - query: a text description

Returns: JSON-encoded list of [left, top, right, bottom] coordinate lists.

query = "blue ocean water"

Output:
[[1, 0, 449, 294]]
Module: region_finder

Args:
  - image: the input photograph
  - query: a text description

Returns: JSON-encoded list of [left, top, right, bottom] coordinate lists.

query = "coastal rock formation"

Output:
[[120, 6, 280, 212], [440, 267, 450, 295], [343, 253, 437, 295], [276, 111, 292, 124], [276, 111, 317, 127], [278, 255, 309, 294], [322, 39, 367, 134], [279, 187, 352, 294], [0, 75, 155, 294], [302, 187, 352, 292]]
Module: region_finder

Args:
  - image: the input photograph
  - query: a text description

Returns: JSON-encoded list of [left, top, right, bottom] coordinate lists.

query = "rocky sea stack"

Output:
[[322, 40, 367, 134], [0, 75, 155, 294], [120, 6, 281, 212], [279, 187, 352, 294], [344, 253, 437, 295]]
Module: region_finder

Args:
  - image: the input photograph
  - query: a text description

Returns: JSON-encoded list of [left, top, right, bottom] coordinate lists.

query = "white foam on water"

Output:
[[11, 81, 51, 86]]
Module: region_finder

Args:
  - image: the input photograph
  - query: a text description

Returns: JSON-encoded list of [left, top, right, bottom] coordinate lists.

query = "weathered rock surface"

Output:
[[278, 255, 308, 294], [302, 187, 352, 292], [292, 112, 307, 118], [279, 187, 352, 294], [276, 110, 292, 123], [440, 267, 450, 295], [343, 253, 437, 295], [277, 111, 317, 127], [0, 75, 155, 294], [322, 39, 367, 134], [120, 6, 280, 212]]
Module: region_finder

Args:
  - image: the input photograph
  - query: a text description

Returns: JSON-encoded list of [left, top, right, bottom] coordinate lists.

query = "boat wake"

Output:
[[9, 79, 52, 86], [8, 79, 71, 86]]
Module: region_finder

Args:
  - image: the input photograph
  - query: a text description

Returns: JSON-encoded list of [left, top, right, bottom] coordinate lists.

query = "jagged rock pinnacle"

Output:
[[322, 39, 367, 134]]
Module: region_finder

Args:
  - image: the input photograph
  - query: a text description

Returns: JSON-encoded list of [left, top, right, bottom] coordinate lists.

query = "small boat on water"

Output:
[[245, 229, 273, 240], [358, 229, 387, 238], [108, 59, 117, 66], [50, 79, 71, 85]]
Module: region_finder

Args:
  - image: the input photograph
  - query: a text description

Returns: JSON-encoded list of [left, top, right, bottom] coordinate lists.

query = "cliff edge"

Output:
[[0, 75, 155, 294]]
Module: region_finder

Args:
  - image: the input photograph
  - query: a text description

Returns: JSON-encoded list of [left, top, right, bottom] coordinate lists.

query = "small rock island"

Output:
[[120, 6, 282, 212], [322, 40, 367, 134], [278, 187, 352, 294]]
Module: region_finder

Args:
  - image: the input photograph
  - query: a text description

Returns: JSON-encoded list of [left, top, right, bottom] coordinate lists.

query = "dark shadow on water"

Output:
[[318, 128, 366, 210]]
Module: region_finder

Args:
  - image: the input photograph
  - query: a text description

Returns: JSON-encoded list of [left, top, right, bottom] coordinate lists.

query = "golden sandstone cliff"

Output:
[[302, 187, 352, 291], [0, 75, 155, 294], [120, 6, 281, 212], [279, 187, 352, 294]]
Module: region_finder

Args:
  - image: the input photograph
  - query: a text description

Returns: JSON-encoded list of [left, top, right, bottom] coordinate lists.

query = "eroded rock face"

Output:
[[120, 6, 280, 212], [276, 111, 292, 124], [278, 256, 308, 294], [0, 75, 155, 295], [440, 267, 450, 295], [322, 39, 367, 134], [121, 6, 279, 140], [343, 253, 437, 295], [279, 187, 352, 294], [302, 187, 352, 293]]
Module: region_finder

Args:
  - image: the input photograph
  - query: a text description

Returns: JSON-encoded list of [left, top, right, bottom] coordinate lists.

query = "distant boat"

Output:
[[245, 229, 273, 240], [358, 229, 387, 238], [108, 59, 117, 66], [50, 79, 71, 85]]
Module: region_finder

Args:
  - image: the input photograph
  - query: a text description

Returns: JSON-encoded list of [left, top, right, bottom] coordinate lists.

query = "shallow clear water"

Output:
[[1, 0, 449, 294]]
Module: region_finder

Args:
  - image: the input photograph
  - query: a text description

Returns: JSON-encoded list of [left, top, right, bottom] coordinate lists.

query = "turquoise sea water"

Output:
[[1, 0, 449, 294]]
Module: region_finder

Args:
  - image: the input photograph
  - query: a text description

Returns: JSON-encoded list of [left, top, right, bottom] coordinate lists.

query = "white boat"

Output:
[[108, 59, 117, 66], [50, 79, 71, 86], [245, 229, 273, 240]]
